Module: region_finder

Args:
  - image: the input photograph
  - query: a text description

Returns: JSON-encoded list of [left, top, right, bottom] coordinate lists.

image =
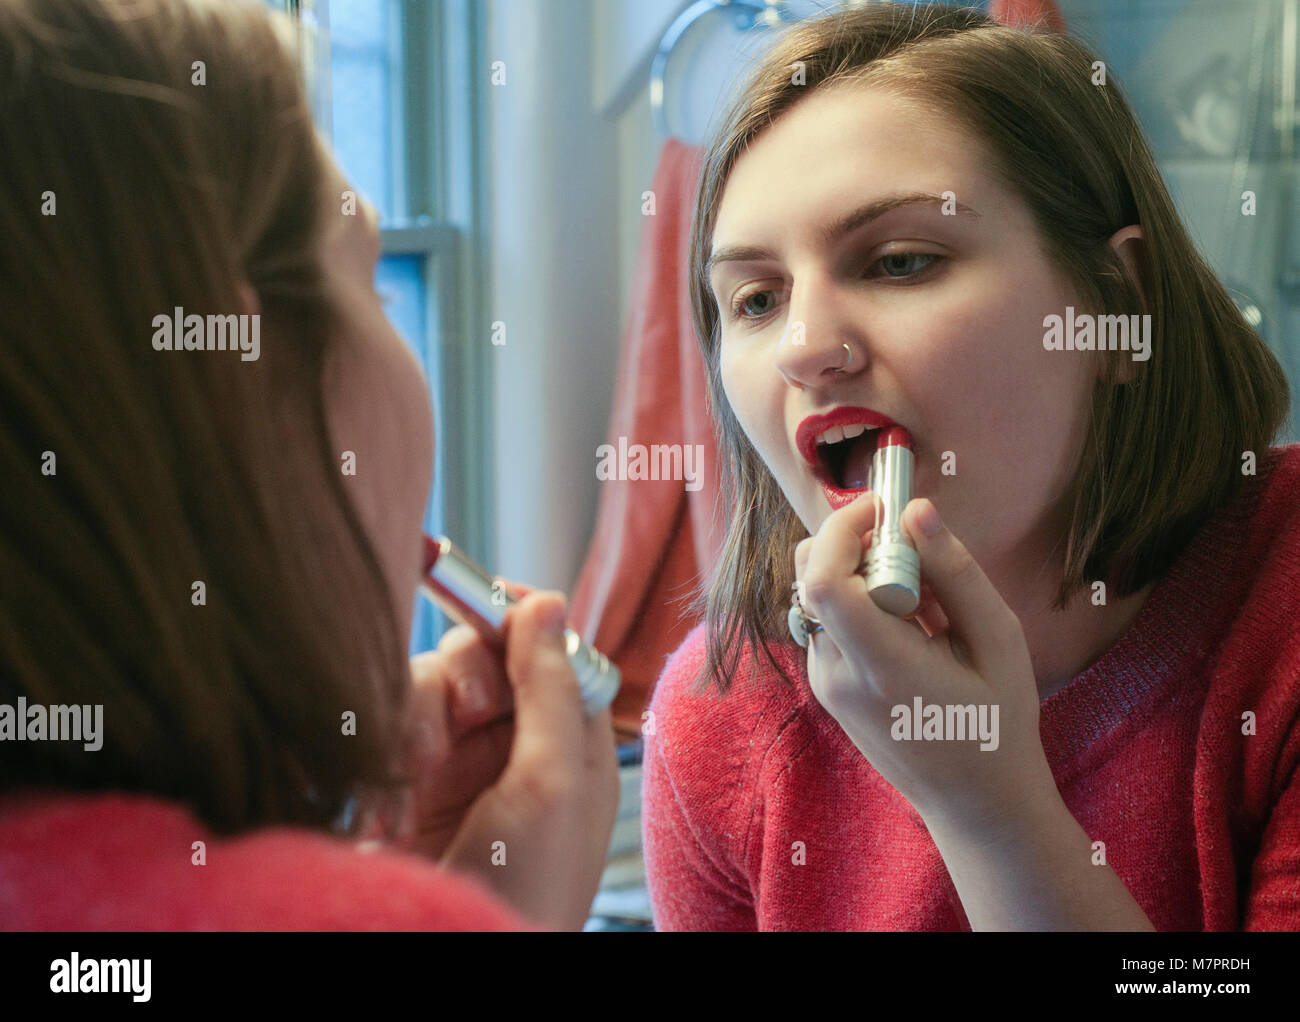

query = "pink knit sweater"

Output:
[[643, 445, 1300, 931], [0, 788, 538, 931]]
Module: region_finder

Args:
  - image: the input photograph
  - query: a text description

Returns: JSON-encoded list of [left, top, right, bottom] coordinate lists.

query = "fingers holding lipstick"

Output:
[[904, 581, 949, 638], [796, 490, 876, 596], [423, 578, 533, 730], [794, 498, 874, 579], [435, 624, 515, 727], [900, 498, 1029, 679], [500, 579, 534, 601], [797, 490, 920, 676]]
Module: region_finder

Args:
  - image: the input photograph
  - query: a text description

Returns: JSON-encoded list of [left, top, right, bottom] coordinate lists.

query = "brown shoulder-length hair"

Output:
[[689, 3, 1290, 695], [0, 0, 410, 835]]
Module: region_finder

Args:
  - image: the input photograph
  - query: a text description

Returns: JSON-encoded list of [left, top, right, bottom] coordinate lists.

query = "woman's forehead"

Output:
[[714, 86, 996, 236]]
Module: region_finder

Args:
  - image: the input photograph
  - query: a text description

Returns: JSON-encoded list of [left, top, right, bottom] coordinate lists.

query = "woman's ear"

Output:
[[237, 280, 262, 318], [1107, 225, 1148, 315], [1103, 225, 1148, 385]]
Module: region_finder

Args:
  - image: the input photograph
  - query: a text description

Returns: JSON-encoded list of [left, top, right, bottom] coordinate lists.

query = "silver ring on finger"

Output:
[[787, 582, 823, 648]]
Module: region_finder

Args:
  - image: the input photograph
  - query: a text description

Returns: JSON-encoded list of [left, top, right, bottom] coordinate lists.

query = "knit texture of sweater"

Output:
[[643, 446, 1300, 931]]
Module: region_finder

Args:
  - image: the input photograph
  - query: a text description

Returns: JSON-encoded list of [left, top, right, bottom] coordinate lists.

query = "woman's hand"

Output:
[[794, 492, 1056, 837], [403, 589, 620, 930], [400, 628, 518, 864]]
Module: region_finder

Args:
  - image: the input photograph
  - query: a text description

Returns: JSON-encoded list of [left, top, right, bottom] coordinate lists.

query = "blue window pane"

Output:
[[329, 1, 404, 223], [376, 254, 443, 655], [376, 254, 424, 360], [331, 56, 393, 217], [330, 0, 389, 46]]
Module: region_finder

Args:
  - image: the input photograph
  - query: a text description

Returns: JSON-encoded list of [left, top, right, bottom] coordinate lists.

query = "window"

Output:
[[267, 0, 492, 654]]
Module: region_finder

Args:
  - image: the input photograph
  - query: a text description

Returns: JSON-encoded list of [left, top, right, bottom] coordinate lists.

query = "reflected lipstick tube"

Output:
[[864, 427, 921, 616], [420, 535, 621, 715]]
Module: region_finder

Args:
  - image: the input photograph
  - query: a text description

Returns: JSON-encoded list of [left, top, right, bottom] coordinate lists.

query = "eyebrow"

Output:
[[706, 191, 979, 278]]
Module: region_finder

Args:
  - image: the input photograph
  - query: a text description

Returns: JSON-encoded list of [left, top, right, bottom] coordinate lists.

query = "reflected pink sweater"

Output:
[[0, 789, 537, 931], [643, 445, 1300, 931]]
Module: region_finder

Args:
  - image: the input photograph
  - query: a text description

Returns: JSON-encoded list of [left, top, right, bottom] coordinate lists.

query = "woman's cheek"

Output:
[[720, 355, 771, 456], [718, 346, 755, 440]]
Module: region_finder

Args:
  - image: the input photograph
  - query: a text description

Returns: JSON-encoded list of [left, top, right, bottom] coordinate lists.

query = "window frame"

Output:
[[276, 0, 494, 648]]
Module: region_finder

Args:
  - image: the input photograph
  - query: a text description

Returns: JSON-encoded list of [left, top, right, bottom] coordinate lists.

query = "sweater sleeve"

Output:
[[641, 627, 757, 931], [201, 828, 548, 932], [0, 792, 544, 932], [1242, 759, 1300, 931], [1237, 453, 1300, 931]]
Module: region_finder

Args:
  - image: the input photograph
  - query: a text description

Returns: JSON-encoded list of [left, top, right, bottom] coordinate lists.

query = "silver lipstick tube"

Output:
[[421, 536, 620, 716], [864, 443, 921, 616]]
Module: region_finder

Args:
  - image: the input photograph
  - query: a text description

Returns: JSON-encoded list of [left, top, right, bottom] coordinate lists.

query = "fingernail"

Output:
[[915, 500, 944, 538], [455, 675, 489, 716]]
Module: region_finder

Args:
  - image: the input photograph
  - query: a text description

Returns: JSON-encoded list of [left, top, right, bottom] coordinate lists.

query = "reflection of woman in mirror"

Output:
[[644, 5, 1297, 931]]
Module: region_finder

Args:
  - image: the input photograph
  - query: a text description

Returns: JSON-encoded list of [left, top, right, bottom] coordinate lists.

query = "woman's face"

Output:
[[318, 157, 435, 636], [710, 82, 1098, 587]]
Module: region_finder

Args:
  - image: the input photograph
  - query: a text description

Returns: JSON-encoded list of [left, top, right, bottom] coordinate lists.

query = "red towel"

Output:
[[988, 0, 1066, 33], [570, 138, 722, 740]]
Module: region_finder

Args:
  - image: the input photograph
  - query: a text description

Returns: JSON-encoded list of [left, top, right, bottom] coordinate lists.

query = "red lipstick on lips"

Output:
[[795, 407, 898, 512]]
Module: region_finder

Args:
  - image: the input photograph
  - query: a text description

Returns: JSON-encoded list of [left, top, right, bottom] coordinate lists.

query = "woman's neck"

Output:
[[1020, 582, 1154, 700], [985, 535, 1155, 700]]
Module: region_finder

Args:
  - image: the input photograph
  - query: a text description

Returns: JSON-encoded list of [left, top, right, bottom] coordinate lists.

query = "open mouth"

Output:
[[814, 424, 880, 491]]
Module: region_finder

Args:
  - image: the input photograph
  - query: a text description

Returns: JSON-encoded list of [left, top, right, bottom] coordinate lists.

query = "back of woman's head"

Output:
[[0, 0, 407, 834], [688, 2, 1289, 694]]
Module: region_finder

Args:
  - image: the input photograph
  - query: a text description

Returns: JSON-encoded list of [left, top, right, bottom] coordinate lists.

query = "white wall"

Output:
[[484, 0, 625, 589], [481, 0, 835, 589]]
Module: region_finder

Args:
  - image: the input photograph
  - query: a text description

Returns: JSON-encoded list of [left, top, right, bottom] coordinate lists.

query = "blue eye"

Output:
[[875, 252, 939, 278], [727, 252, 943, 324], [730, 289, 777, 321]]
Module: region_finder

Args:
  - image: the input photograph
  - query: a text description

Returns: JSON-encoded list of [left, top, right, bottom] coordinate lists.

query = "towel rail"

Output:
[[650, 0, 794, 140]]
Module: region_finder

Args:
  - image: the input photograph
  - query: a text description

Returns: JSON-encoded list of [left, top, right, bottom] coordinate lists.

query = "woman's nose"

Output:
[[774, 280, 866, 387]]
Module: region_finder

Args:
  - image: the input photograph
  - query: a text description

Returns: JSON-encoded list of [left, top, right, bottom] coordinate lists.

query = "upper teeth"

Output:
[[815, 423, 869, 446]]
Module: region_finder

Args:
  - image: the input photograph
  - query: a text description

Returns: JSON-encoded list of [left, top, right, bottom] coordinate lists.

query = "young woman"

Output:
[[0, 0, 617, 931], [643, 3, 1299, 931]]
